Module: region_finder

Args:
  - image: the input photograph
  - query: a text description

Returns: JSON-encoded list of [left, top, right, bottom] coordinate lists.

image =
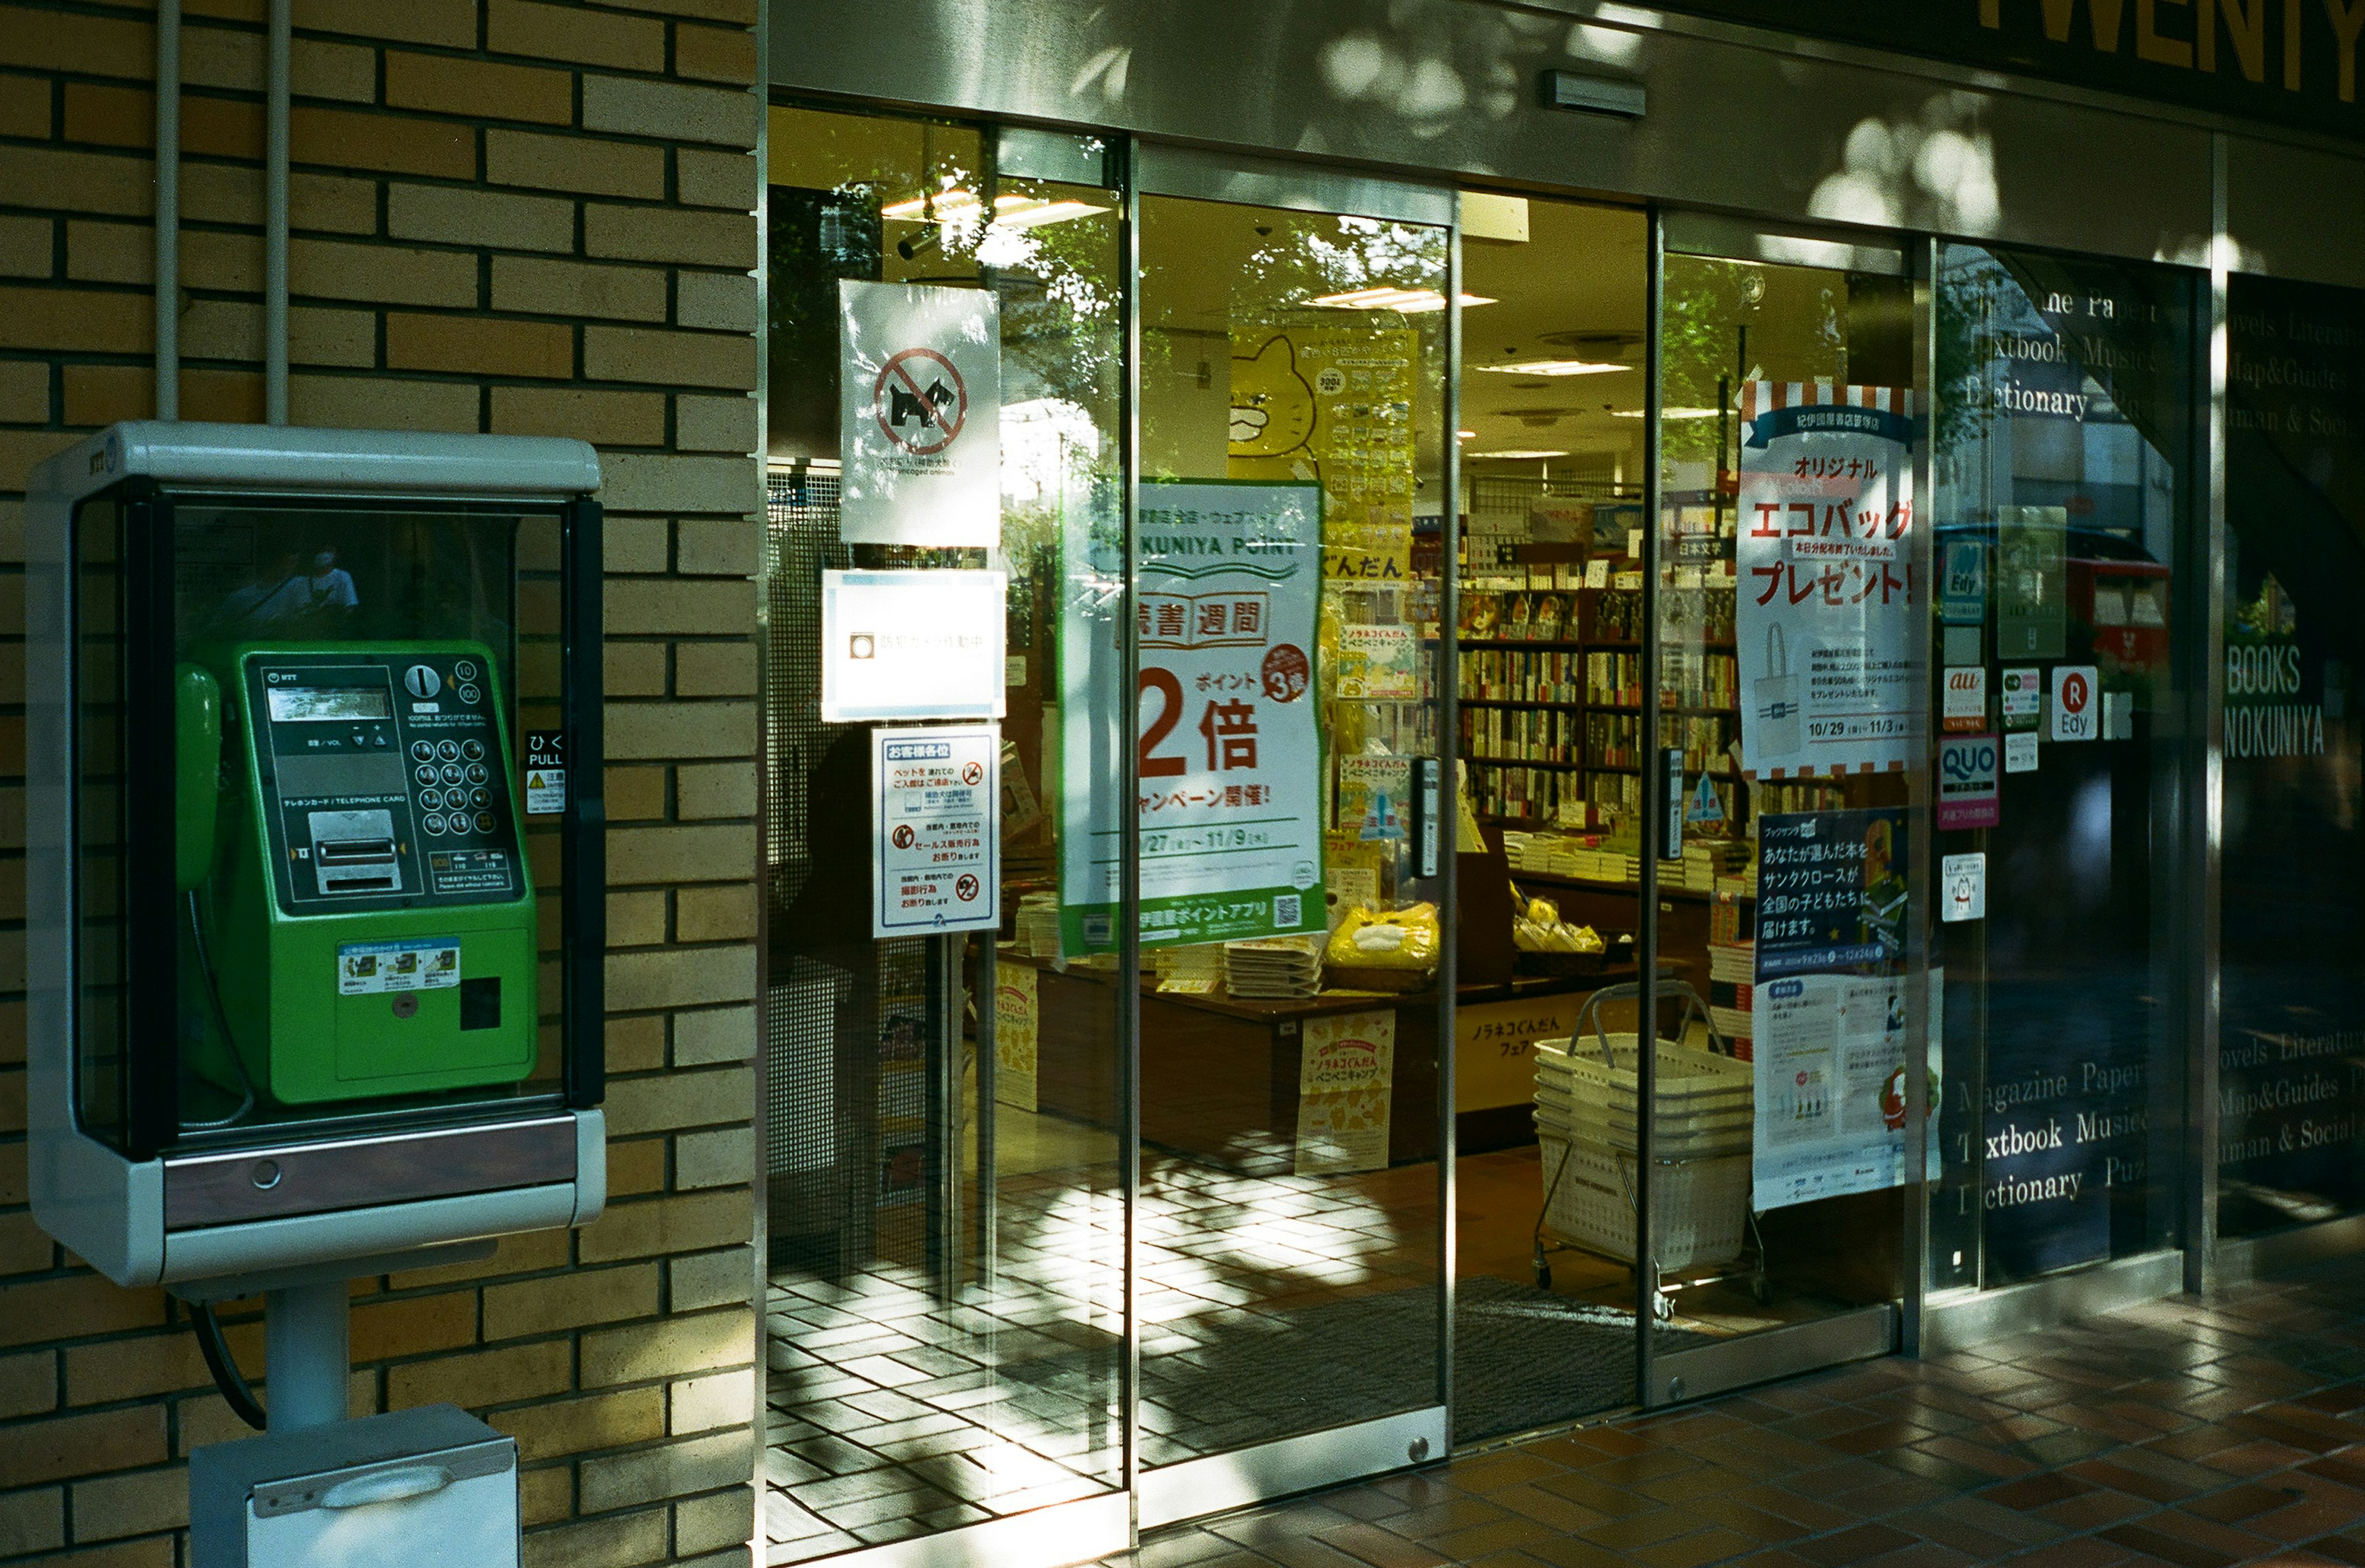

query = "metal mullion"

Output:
[[1437, 205, 1463, 1444], [1901, 235, 1939, 1357], [1118, 137, 1146, 1509], [1636, 204, 1665, 1402], [2191, 132, 2230, 1296]]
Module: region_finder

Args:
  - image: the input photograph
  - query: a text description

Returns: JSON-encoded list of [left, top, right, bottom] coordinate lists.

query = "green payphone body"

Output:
[[182, 641, 539, 1105]]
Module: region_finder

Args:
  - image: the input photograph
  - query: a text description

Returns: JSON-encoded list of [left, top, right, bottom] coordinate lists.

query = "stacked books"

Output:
[[1681, 839, 1749, 893], [1014, 893, 1062, 958], [1707, 939, 1755, 1061], [1224, 934, 1324, 999], [1154, 943, 1224, 995]]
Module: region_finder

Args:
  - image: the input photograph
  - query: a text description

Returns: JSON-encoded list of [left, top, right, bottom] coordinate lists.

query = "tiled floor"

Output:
[[1102, 1253, 2365, 1568]]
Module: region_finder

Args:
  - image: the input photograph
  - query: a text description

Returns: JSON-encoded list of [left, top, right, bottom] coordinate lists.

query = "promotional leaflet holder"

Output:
[[26, 421, 608, 1293]]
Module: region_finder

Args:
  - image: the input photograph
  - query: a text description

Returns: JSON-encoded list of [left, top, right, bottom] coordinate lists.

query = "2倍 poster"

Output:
[[1059, 479, 1327, 953], [1735, 382, 1923, 780]]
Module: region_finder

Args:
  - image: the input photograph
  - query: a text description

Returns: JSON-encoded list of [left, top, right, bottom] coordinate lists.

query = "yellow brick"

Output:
[[607, 764, 666, 822], [388, 1340, 571, 1412], [0, 1405, 167, 1484], [673, 1125, 753, 1192], [601, 452, 759, 514], [521, 1507, 669, 1568], [676, 764, 753, 822], [605, 579, 755, 637], [290, 106, 475, 179], [290, 305, 377, 367], [292, 0, 477, 47], [667, 1012, 755, 1078], [347, 1291, 477, 1362], [487, 129, 666, 201], [185, 369, 267, 423], [610, 889, 668, 947], [607, 1013, 667, 1074], [492, 1388, 666, 1463], [492, 255, 668, 322], [0, 1211, 55, 1273], [483, 1263, 660, 1341], [291, 374, 480, 433], [577, 1189, 750, 1266], [607, 700, 754, 762], [675, 884, 754, 944], [184, 228, 264, 293], [182, 28, 376, 102], [0, 359, 49, 422], [605, 515, 671, 573], [0, 284, 148, 352], [387, 313, 575, 379], [0, 5, 152, 79], [605, 946, 756, 1013], [674, 517, 756, 576], [608, 1136, 666, 1197], [674, 23, 756, 87], [291, 238, 477, 307], [580, 1306, 753, 1389], [22, 1540, 172, 1568], [386, 51, 575, 126], [674, 394, 754, 455], [519, 1466, 573, 1528], [674, 1487, 756, 1558], [0, 212, 47, 278], [64, 218, 148, 284], [674, 641, 755, 697], [0, 73, 50, 137], [493, 0, 665, 70], [669, 1248, 752, 1315], [676, 270, 755, 332], [70, 1466, 187, 1542], [0, 1348, 54, 1419], [584, 325, 754, 389], [386, 1226, 572, 1291], [676, 148, 756, 211], [585, 203, 756, 269], [63, 364, 148, 426], [581, 74, 754, 148], [0, 1276, 164, 1351], [389, 183, 576, 254], [65, 1325, 245, 1407], [669, 1368, 752, 1435], [607, 823, 753, 884], [495, 386, 666, 447], [604, 641, 668, 697], [0, 145, 152, 218], [578, 1429, 751, 1514], [596, 0, 753, 18], [0, 1487, 63, 1558]]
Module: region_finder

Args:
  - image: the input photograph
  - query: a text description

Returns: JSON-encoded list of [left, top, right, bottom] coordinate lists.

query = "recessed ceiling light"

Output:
[[1610, 406, 1722, 419], [1470, 358, 1628, 376], [1457, 429, 1478, 439], [1468, 448, 1570, 460], [1312, 287, 1497, 313]]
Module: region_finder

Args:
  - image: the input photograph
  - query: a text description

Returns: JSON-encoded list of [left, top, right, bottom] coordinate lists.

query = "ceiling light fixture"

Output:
[[1312, 287, 1497, 313], [1470, 358, 1628, 377], [1467, 448, 1570, 460], [1610, 406, 1723, 419]]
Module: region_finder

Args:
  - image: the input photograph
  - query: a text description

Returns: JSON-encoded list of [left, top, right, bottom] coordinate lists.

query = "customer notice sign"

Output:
[[873, 725, 999, 939]]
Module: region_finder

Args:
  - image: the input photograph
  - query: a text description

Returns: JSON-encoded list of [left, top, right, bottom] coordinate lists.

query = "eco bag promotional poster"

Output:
[[1736, 382, 1922, 779], [1058, 479, 1327, 953], [838, 279, 1001, 548], [1226, 325, 1416, 584], [1750, 807, 1918, 1210]]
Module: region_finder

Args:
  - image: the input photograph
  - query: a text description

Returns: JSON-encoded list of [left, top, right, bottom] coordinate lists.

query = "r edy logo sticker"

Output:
[[2052, 665, 2098, 742]]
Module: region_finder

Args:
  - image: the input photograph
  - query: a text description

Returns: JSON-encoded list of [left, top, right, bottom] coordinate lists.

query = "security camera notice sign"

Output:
[[873, 724, 999, 939]]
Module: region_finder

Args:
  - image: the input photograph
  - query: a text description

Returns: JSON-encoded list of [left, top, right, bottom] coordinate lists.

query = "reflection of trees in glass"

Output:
[[1660, 261, 1841, 467]]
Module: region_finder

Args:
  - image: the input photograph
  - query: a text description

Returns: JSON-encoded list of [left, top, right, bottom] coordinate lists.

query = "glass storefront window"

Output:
[[1928, 244, 2199, 1290], [2219, 273, 2365, 1240]]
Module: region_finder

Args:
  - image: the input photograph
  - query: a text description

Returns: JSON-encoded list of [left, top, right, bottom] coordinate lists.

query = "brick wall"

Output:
[[0, 4, 764, 1566]]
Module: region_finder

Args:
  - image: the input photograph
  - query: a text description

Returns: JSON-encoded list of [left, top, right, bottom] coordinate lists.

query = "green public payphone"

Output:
[[180, 641, 538, 1105]]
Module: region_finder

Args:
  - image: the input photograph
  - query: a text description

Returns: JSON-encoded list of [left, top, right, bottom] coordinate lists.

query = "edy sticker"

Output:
[[339, 938, 461, 995]]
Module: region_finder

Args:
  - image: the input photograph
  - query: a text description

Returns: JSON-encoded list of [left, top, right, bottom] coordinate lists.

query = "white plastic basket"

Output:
[[1536, 1128, 1750, 1273], [1532, 1036, 1752, 1157]]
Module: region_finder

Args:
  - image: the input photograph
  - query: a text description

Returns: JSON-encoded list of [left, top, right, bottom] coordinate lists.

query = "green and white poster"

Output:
[[1060, 479, 1326, 953]]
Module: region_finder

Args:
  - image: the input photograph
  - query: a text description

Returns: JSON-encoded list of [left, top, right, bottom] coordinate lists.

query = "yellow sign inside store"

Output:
[[1227, 325, 1417, 583], [1455, 992, 1584, 1112]]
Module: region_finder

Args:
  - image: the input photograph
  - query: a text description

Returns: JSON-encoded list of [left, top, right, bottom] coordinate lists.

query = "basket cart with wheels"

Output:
[[1530, 979, 1768, 1315]]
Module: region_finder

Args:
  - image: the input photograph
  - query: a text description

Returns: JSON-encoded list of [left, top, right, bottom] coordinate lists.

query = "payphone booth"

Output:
[[26, 423, 607, 1566]]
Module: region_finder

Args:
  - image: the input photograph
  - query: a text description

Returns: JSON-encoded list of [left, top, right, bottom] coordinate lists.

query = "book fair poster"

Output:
[[992, 963, 1038, 1113], [1058, 479, 1327, 953], [1735, 382, 1923, 780], [1295, 1009, 1397, 1176], [1750, 807, 1919, 1211], [1227, 325, 1416, 584]]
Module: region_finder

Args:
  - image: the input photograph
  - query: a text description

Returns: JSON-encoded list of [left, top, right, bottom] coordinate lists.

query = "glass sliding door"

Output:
[[1925, 244, 2199, 1301], [1645, 224, 1924, 1394], [1128, 160, 1451, 1509], [761, 105, 1128, 1564]]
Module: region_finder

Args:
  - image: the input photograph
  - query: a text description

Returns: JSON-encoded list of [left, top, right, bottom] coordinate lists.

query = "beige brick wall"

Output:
[[0, 3, 763, 1565]]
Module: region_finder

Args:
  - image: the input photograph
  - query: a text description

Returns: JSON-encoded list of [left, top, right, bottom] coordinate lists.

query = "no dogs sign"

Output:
[[839, 280, 1001, 548]]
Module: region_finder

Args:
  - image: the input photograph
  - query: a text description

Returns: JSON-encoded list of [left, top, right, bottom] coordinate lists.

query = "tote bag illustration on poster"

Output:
[[1753, 620, 1802, 767]]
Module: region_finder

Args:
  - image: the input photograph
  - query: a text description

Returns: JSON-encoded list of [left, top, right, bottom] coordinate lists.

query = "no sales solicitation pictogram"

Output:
[[873, 348, 968, 456]]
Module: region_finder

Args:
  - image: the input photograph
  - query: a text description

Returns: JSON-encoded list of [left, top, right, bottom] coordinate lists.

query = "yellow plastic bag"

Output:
[[1327, 902, 1440, 971]]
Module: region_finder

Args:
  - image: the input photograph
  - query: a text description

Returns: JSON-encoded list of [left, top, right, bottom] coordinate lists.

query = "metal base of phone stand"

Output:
[[263, 1281, 349, 1431]]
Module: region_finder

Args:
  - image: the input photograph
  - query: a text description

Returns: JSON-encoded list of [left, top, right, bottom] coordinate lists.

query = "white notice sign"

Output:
[[822, 569, 1006, 723], [2005, 730, 2040, 773], [839, 280, 1001, 548], [1941, 852, 1987, 923], [873, 724, 999, 938]]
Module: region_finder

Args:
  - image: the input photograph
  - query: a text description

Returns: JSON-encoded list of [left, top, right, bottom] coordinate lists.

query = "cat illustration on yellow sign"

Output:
[[1228, 335, 1319, 477]]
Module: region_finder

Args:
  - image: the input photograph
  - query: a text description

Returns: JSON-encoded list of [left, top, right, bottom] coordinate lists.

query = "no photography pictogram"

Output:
[[873, 348, 968, 455], [955, 874, 980, 902]]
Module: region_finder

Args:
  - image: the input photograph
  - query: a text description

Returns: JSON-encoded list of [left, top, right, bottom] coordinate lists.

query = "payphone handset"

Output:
[[180, 640, 539, 1107]]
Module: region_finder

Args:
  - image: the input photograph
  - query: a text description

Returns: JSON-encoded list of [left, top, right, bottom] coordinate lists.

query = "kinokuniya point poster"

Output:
[[1736, 382, 1923, 781], [1059, 479, 1326, 953]]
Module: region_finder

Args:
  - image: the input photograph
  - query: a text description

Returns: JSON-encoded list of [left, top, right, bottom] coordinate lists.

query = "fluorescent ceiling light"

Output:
[[1468, 448, 1570, 460], [1611, 406, 1722, 419], [880, 190, 1110, 227], [1312, 287, 1496, 313], [1457, 429, 1478, 439], [1470, 358, 1628, 377]]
